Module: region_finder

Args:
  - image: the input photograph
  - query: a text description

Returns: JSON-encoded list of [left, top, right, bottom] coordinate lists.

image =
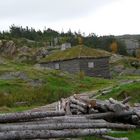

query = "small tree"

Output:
[[110, 41, 118, 53]]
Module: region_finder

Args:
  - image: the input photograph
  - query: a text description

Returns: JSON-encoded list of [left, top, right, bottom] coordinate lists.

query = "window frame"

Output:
[[55, 63, 60, 70], [88, 62, 94, 68]]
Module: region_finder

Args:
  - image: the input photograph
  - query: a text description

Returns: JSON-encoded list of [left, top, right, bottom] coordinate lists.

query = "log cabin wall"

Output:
[[79, 57, 110, 78], [40, 57, 110, 78], [41, 59, 80, 74]]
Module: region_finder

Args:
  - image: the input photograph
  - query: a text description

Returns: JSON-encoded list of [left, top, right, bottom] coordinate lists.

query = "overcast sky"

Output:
[[0, 0, 140, 35]]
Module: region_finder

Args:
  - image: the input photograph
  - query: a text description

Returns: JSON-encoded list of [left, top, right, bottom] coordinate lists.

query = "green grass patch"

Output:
[[110, 129, 140, 140], [0, 60, 139, 112], [83, 129, 140, 140], [0, 62, 113, 109], [99, 82, 140, 103]]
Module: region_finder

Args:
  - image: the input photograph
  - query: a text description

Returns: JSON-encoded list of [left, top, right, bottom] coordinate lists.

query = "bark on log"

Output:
[[70, 97, 88, 108], [70, 104, 87, 113], [95, 101, 108, 112], [105, 104, 125, 112], [131, 115, 139, 124], [9, 119, 106, 125], [95, 99, 127, 113], [0, 111, 65, 123], [86, 111, 135, 119], [122, 97, 131, 104], [65, 101, 72, 115], [0, 129, 109, 140], [133, 110, 140, 119], [109, 98, 118, 104], [74, 96, 96, 108], [9, 115, 106, 124], [0, 122, 135, 131]]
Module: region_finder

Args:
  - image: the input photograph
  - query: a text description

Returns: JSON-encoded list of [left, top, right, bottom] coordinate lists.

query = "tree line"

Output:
[[0, 25, 127, 55]]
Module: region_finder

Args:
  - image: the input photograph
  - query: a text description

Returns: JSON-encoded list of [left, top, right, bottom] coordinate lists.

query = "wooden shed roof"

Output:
[[40, 45, 110, 63]]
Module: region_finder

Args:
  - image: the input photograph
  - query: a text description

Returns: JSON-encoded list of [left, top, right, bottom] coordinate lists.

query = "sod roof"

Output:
[[40, 45, 110, 63]]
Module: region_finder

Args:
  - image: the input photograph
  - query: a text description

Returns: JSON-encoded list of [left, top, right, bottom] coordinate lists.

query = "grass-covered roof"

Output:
[[40, 45, 110, 63]]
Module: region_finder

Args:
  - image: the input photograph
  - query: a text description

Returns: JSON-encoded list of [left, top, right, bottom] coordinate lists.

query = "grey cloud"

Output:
[[0, 0, 115, 22]]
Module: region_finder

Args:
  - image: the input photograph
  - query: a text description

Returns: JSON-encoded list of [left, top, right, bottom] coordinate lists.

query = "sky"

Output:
[[0, 0, 140, 35]]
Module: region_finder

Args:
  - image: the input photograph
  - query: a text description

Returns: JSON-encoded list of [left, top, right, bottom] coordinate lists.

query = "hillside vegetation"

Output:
[[0, 58, 140, 113], [0, 25, 128, 55], [0, 40, 139, 113], [0, 60, 115, 112], [0, 27, 140, 113], [99, 81, 140, 103]]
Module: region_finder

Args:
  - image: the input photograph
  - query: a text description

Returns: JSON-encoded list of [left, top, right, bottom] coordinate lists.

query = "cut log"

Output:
[[18, 115, 107, 122], [60, 98, 66, 111], [109, 98, 118, 104], [74, 96, 96, 108], [9, 119, 106, 125], [70, 104, 87, 113], [0, 122, 135, 132], [95, 101, 108, 112], [94, 98, 129, 112], [131, 115, 139, 124], [105, 104, 125, 112], [70, 97, 88, 108], [133, 110, 140, 119], [65, 101, 72, 115], [122, 97, 131, 104], [0, 129, 109, 140], [0, 111, 65, 123], [88, 108, 98, 114], [86, 111, 135, 119]]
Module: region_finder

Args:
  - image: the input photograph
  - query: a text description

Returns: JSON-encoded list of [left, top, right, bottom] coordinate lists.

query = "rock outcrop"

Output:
[[18, 46, 32, 54], [0, 40, 17, 57], [110, 54, 140, 76], [35, 47, 49, 61]]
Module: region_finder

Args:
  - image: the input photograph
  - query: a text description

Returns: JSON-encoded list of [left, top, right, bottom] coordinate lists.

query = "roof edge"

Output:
[[39, 56, 110, 64]]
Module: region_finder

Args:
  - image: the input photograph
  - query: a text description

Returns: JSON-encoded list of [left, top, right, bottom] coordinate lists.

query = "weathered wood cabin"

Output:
[[40, 45, 110, 78]]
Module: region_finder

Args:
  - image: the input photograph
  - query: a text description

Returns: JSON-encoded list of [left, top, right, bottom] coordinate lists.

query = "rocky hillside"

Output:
[[0, 39, 140, 77], [115, 34, 140, 56], [110, 54, 140, 76], [0, 40, 49, 63]]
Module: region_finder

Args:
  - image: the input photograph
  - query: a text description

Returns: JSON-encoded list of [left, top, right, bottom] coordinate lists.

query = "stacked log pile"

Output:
[[0, 96, 139, 140], [63, 95, 140, 125]]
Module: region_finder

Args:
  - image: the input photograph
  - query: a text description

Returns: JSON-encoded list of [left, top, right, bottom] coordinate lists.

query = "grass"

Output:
[[0, 75, 112, 108], [0, 60, 139, 112], [0, 106, 37, 113], [110, 129, 140, 140], [0, 60, 140, 140], [40, 45, 110, 63], [0, 61, 113, 112], [99, 82, 140, 103]]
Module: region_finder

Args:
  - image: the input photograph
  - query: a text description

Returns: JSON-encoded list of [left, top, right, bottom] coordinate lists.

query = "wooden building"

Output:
[[40, 45, 110, 78]]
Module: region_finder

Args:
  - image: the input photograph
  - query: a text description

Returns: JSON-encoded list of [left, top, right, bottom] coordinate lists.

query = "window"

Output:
[[88, 62, 94, 68], [55, 63, 60, 69]]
